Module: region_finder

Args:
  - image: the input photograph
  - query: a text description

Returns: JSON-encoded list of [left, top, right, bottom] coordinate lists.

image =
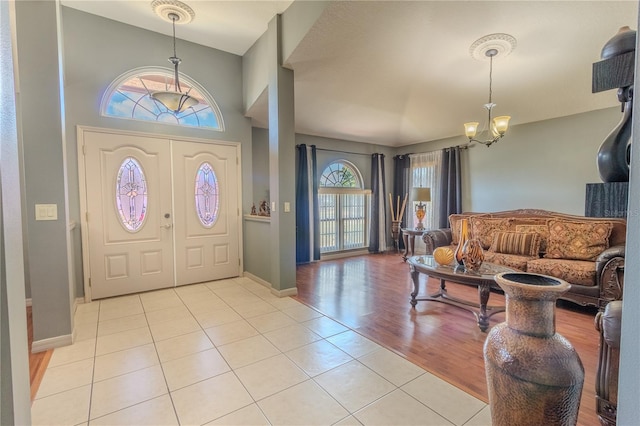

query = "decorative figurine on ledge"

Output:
[[258, 200, 270, 217], [250, 204, 257, 216]]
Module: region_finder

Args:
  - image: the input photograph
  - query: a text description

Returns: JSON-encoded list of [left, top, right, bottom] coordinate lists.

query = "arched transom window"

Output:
[[318, 160, 370, 253], [100, 67, 224, 131]]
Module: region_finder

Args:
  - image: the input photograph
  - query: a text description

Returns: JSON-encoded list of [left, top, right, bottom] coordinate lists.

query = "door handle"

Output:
[[161, 223, 173, 229]]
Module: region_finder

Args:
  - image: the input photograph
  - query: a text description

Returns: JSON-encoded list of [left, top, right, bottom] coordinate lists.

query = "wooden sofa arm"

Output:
[[594, 300, 622, 426], [421, 228, 453, 255], [596, 245, 625, 306]]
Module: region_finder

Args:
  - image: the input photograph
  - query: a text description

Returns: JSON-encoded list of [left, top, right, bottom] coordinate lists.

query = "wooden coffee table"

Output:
[[407, 255, 516, 331]]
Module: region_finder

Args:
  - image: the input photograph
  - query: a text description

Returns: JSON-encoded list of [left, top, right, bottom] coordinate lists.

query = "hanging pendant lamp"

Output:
[[464, 33, 516, 147], [151, 1, 198, 114]]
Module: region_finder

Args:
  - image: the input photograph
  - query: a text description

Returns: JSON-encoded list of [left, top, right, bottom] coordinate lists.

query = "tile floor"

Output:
[[31, 276, 493, 425]]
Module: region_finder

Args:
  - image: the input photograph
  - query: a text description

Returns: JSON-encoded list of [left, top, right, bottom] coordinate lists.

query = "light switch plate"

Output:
[[271, 201, 276, 212], [284, 202, 290, 212], [35, 204, 58, 221]]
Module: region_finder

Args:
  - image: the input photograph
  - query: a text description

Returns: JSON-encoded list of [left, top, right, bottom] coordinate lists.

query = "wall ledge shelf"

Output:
[[244, 214, 270, 223]]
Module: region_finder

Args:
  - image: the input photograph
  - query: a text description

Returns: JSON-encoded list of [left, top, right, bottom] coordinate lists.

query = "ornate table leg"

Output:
[[410, 264, 419, 307], [477, 282, 491, 332], [403, 232, 410, 261]]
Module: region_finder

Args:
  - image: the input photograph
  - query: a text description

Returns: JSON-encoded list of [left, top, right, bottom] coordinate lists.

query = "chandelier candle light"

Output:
[[464, 33, 516, 147], [151, 0, 198, 114]]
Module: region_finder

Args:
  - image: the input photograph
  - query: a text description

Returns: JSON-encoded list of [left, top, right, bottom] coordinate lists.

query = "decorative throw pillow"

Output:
[[469, 217, 512, 249], [545, 219, 613, 261], [515, 224, 550, 253], [489, 232, 541, 257]]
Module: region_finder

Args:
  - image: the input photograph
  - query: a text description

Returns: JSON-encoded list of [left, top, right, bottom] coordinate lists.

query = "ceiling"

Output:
[[61, 1, 638, 147]]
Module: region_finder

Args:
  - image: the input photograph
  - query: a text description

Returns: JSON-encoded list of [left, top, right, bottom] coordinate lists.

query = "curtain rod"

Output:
[[297, 145, 377, 157]]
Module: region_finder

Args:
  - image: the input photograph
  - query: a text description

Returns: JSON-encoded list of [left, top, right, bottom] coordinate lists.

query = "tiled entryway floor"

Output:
[[32, 277, 492, 425]]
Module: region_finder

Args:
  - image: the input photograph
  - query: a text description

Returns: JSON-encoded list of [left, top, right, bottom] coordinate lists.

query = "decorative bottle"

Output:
[[454, 218, 469, 266], [462, 238, 484, 271], [484, 272, 584, 426]]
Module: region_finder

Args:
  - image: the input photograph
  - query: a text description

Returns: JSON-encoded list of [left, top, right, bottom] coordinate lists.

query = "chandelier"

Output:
[[464, 34, 516, 147], [151, 0, 198, 114]]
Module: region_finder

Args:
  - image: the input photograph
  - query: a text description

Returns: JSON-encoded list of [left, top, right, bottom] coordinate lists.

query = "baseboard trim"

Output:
[[26, 298, 32, 307], [243, 272, 271, 288], [271, 287, 298, 297], [243, 272, 298, 297], [32, 334, 73, 354]]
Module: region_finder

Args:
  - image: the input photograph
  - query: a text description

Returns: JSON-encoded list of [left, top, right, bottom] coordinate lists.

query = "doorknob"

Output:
[[161, 223, 173, 229]]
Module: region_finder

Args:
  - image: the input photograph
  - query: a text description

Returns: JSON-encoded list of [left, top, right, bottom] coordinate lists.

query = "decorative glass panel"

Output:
[[115, 157, 148, 232], [319, 161, 362, 188], [195, 162, 219, 227], [101, 67, 224, 131]]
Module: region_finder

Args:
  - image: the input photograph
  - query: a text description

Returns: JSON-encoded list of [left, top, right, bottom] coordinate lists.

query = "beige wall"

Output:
[[400, 106, 622, 216]]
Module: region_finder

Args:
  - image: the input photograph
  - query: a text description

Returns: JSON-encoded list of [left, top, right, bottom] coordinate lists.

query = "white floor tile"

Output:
[[140, 293, 184, 313], [359, 348, 426, 386], [258, 379, 349, 425], [286, 339, 353, 377], [97, 313, 148, 337], [90, 365, 167, 419], [204, 320, 260, 346], [154, 330, 215, 363], [402, 373, 486, 426], [144, 305, 193, 326], [31, 385, 91, 426], [302, 316, 349, 338], [282, 304, 323, 322], [235, 354, 309, 400], [353, 389, 452, 425], [36, 358, 94, 399], [171, 372, 253, 425], [464, 404, 492, 426], [148, 315, 201, 342], [90, 394, 178, 425], [217, 335, 281, 369], [326, 330, 381, 358], [246, 311, 297, 333], [267, 296, 303, 310], [99, 302, 145, 322], [314, 360, 396, 412], [231, 299, 279, 319], [204, 403, 270, 425], [47, 338, 96, 367], [93, 343, 159, 382], [95, 327, 153, 356], [162, 348, 230, 391], [74, 322, 98, 341], [192, 306, 243, 329], [263, 323, 322, 352], [204, 278, 238, 291]]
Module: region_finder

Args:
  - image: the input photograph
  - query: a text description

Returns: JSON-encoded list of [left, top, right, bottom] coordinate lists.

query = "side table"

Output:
[[401, 228, 425, 261]]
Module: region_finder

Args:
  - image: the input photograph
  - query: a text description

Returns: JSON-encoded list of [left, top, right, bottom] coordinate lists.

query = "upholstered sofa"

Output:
[[422, 209, 626, 308]]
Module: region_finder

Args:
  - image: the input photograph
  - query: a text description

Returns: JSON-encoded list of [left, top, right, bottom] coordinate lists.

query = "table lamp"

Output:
[[411, 187, 431, 230]]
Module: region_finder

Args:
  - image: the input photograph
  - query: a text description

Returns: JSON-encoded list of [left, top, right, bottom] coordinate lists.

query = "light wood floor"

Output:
[[28, 306, 53, 402], [295, 252, 600, 426]]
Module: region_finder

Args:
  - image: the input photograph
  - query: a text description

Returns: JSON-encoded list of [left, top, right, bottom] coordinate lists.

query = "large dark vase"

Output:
[[597, 95, 632, 182], [484, 272, 584, 426]]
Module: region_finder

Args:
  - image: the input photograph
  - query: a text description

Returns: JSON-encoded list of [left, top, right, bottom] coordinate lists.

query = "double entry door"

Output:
[[80, 128, 240, 300]]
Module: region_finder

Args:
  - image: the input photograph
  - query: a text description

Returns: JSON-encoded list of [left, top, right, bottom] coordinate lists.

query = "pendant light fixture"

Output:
[[151, 0, 197, 114], [464, 33, 516, 147]]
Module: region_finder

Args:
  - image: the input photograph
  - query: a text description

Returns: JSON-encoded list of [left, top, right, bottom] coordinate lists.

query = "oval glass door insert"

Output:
[[195, 162, 219, 227], [115, 157, 148, 232]]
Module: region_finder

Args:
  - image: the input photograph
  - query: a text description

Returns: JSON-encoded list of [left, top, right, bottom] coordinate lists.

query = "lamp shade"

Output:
[[492, 116, 511, 136], [464, 122, 479, 139], [411, 187, 431, 202], [151, 90, 198, 113]]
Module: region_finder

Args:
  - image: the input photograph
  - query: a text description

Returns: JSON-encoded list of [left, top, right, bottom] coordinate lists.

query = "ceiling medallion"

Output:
[[151, 0, 195, 25], [470, 33, 517, 61]]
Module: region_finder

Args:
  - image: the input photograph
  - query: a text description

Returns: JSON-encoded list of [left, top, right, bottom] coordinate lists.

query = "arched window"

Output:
[[318, 160, 370, 253], [100, 67, 224, 131]]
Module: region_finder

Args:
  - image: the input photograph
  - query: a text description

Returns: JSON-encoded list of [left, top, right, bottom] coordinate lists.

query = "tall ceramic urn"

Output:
[[484, 272, 584, 426]]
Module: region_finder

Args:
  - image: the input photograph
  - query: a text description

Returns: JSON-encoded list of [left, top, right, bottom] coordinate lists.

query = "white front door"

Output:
[[173, 141, 240, 286], [84, 131, 175, 299], [80, 128, 241, 300]]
